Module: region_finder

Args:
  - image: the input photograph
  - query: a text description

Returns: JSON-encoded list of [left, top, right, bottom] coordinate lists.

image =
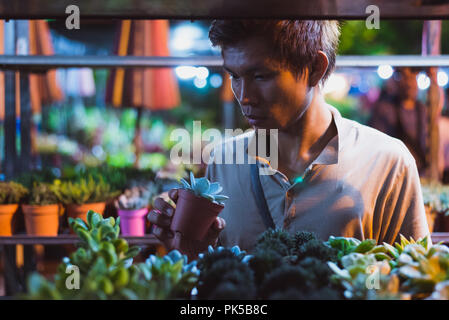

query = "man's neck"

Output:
[[275, 88, 336, 179]]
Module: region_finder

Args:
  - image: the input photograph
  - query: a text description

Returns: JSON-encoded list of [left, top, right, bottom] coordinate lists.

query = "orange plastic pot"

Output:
[[67, 202, 106, 223], [170, 189, 224, 241], [0, 204, 19, 236], [22, 204, 60, 236]]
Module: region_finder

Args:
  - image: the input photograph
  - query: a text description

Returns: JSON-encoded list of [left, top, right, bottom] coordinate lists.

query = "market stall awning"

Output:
[[0, 0, 448, 19], [105, 20, 180, 111]]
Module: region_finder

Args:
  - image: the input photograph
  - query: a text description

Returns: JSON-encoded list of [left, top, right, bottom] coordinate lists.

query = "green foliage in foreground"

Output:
[[21, 216, 449, 300], [24, 211, 197, 300]]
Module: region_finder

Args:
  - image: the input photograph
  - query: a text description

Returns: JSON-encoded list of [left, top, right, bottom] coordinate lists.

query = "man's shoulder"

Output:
[[341, 117, 416, 169]]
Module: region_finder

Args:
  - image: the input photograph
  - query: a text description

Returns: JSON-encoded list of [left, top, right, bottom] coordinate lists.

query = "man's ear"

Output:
[[308, 51, 329, 87]]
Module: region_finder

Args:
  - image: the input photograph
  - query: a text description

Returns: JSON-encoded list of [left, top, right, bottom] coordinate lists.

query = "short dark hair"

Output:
[[209, 20, 340, 82]]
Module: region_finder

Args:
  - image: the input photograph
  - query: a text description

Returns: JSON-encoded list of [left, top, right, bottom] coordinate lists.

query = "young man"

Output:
[[148, 20, 429, 258]]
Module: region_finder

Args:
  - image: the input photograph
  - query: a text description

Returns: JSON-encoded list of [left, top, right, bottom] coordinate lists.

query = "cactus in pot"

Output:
[[21, 182, 60, 236], [53, 175, 120, 224], [115, 184, 155, 236], [169, 172, 229, 241]]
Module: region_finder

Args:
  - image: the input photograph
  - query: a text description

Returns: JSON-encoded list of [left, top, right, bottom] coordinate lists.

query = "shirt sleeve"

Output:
[[380, 153, 430, 245]]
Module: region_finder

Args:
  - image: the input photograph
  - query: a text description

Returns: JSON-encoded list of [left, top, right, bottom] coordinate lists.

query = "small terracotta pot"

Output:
[[22, 204, 60, 236], [170, 189, 224, 241], [0, 204, 19, 236], [66, 202, 106, 223]]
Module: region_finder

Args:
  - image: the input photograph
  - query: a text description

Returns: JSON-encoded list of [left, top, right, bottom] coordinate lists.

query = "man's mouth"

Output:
[[246, 114, 266, 120]]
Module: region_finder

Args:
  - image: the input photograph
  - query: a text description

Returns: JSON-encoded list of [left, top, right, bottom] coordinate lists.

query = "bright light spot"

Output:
[[196, 67, 209, 79], [194, 77, 207, 88], [323, 73, 350, 100], [438, 71, 449, 87], [175, 66, 197, 79], [171, 24, 203, 51], [377, 65, 394, 80], [417, 73, 431, 90], [210, 74, 223, 88]]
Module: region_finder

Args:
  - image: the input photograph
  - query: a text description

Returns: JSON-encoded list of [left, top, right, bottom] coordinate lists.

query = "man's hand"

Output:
[[148, 188, 226, 261]]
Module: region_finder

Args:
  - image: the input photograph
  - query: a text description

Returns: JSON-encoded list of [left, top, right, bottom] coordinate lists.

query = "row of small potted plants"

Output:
[[0, 174, 157, 237], [0, 167, 229, 240]]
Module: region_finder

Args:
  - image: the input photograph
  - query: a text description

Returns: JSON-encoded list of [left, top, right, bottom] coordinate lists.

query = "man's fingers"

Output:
[[152, 225, 174, 243], [204, 217, 226, 244], [168, 188, 179, 202], [153, 197, 175, 217], [147, 209, 172, 228]]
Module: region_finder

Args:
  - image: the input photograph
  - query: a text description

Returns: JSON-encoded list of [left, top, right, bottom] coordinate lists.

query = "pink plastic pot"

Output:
[[118, 208, 149, 236], [170, 189, 224, 241]]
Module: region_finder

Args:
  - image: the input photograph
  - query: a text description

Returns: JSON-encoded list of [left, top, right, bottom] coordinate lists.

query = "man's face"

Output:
[[222, 36, 314, 131]]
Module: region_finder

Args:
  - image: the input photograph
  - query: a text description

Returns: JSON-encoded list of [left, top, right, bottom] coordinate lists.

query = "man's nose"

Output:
[[235, 80, 254, 105]]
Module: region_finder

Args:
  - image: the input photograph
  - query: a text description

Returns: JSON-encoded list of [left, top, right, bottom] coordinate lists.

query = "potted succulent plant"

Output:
[[115, 184, 154, 236], [21, 182, 60, 236], [53, 175, 120, 224], [0, 182, 28, 236], [170, 172, 229, 241]]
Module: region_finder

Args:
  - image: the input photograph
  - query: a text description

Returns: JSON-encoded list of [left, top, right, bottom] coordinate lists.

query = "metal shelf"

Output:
[[0, 55, 448, 71], [0, 234, 162, 246], [429, 232, 449, 244], [0, 55, 223, 70], [0, 233, 447, 245], [0, 0, 448, 19]]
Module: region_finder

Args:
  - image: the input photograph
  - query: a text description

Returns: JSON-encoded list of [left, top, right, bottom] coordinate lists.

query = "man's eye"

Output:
[[230, 74, 240, 80], [255, 74, 270, 80]]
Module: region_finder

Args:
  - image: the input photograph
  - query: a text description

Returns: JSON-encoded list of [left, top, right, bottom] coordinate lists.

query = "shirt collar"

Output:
[[245, 104, 350, 168]]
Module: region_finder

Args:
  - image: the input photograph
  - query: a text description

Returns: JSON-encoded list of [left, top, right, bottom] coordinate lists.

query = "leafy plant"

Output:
[[23, 211, 198, 300], [259, 262, 342, 300], [327, 234, 449, 300], [196, 247, 256, 299], [137, 250, 199, 299], [0, 182, 28, 204], [24, 211, 141, 299], [14, 168, 58, 190], [115, 184, 156, 210], [52, 175, 120, 205], [69, 166, 156, 192], [179, 172, 229, 205], [25, 182, 59, 205], [325, 236, 377, 260]]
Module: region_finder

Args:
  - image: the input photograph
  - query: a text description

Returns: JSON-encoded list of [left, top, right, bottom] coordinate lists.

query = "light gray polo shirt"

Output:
[[206, 105, 430, 252]]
